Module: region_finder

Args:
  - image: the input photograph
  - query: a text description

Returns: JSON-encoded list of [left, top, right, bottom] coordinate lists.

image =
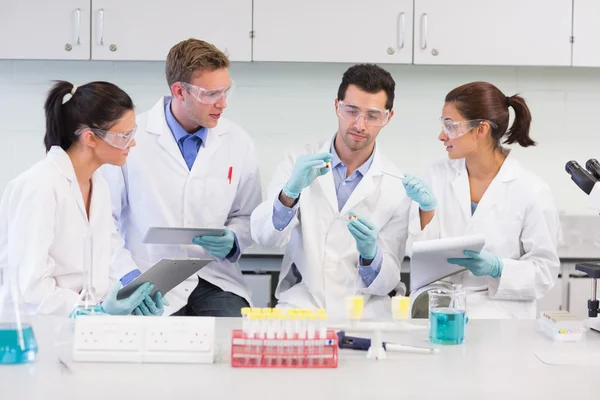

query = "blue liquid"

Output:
[[429, 308, 465, 345], [0, 324, 38, 364], [70, 304, 105, 318]]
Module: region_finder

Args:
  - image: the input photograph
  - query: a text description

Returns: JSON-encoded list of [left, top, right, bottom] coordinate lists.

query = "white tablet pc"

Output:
[[143, 226, 226, 245], [116, 258, 211, 300]]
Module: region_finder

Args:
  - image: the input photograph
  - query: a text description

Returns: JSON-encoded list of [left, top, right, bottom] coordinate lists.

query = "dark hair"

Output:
[[337, 64, 395, 110], [445, 81, 535, 147], [43, 81, 134, 152]]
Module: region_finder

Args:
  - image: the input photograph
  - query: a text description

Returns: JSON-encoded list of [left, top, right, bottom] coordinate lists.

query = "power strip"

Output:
[[72, 316, 215, 363]]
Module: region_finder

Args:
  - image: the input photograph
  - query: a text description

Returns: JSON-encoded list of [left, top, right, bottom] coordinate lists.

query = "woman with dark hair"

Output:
[[405, 81, 560, 319], [0, 81, 165, 316]]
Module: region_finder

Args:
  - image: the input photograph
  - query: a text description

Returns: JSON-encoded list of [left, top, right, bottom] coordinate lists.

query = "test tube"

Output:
[[241, 307, 251, 337], [317, 309, 328, 365], [265, 313, 276, 365], [286, 311, 297, 365], [296, 310, 307, 365], [306, 310, 317, 365], [255, 312, 265, 364], [275, 310, 286, 366]]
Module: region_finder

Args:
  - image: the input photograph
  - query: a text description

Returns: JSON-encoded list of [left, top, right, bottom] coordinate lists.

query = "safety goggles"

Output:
[[439, 118, 498, 139], [337, 101, 390, 127], [88, 125, 137, 150], [180, 81, 234, 105]]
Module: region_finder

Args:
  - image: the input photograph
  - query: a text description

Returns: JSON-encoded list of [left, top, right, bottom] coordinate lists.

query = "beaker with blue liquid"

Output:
[[0, 267, 38, 364], [429, 285, 466, 345]]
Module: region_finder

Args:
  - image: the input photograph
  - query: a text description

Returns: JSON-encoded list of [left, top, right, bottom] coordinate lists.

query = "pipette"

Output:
[[336, 331, 438, 354]]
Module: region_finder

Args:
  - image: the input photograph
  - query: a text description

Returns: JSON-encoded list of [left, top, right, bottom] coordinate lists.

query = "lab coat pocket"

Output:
[[204, 177, 236, 224]]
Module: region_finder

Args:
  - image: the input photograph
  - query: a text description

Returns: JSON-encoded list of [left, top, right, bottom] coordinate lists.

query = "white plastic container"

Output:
[[538, 311, 586, 342]]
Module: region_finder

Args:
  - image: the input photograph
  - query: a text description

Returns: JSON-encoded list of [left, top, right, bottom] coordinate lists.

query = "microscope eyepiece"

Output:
[[586, 158, 600, 180]]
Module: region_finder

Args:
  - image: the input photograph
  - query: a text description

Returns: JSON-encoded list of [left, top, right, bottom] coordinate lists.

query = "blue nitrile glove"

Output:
[[347, 213, 379, 260], [102, 282, 153, 315], [402, 174, 437, 211], [282, 153, 333, 199], [447, 250, 503, 278], [192, 228, 236, 259], [134, 291, 169, 316]]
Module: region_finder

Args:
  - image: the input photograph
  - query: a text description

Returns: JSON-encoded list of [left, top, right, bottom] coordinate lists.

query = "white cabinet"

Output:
[[253, 0, 413, 64], [572, 0, 600, 67], [538, 278, 563, 313], [568, 277, 600, 317], [0, 0, 90, 60], [413, 0, 572, 66], [90, 0, 252, 61]]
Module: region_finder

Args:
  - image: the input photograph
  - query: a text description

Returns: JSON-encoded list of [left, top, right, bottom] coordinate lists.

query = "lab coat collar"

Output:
[[449, 150, 521, 182], [449, 151, 521, 222], [315, 138, 384, 215], [144, 96, 227, 173], [47, 146, 103, 224]]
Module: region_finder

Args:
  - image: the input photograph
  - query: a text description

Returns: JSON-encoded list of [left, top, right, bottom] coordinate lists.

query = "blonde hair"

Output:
[[165, 38, 230, 88]]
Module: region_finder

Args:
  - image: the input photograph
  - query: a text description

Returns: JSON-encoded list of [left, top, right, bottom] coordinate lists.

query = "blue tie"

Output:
[[181, 135, 200, 170]]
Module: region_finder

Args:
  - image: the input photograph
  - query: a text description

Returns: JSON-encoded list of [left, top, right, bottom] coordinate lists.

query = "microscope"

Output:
[[565, 158, 600, 332]]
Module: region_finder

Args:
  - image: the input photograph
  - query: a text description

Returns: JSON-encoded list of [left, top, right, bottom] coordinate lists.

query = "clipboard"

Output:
[[143, 226, 226, 245], [409, 235, 485, 292], [116, 258, 211, 300]]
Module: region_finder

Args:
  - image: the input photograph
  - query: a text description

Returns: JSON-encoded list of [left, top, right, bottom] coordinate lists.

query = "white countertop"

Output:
[[3, 317, 599, 399]]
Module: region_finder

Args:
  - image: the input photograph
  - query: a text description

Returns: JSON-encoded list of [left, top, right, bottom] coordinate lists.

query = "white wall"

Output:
[[0, 60, 599, 215]]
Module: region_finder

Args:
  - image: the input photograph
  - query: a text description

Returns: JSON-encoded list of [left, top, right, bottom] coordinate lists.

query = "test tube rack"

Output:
[[230, 329, 338, 368], [231, 307, 338, 368]]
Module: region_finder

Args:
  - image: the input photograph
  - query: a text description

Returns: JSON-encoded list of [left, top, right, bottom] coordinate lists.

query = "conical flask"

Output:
[[70, 230, 104, 317], [0, 265, 38, 364]]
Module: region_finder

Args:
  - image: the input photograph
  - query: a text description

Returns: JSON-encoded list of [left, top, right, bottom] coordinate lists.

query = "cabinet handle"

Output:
[[75, 8, 81, 45], [420, 13, 428, 50], [98, 8, 105, 46], [397, 12, 405, 49]]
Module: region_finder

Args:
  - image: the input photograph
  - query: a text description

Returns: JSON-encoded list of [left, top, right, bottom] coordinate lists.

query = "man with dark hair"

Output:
[[103, 38, 262, 317], [251, 64, 420, 319]]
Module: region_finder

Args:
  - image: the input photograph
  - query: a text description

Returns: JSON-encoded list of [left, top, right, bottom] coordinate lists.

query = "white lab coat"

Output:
[[408, 155, 560, 319], [102, 97, 262, 315], [251, 140, 412, 319], [0, 147, 137, 315]]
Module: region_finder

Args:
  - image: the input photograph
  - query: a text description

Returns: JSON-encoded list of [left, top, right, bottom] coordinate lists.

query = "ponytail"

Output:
[[44, 81, 78, 152], [43, 80, 134, 152], [504, 95, 535, 147]]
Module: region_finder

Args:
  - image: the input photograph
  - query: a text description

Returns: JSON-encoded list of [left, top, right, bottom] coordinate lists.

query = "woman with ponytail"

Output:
[[405, 81, 560, 319], [0, 81, 166, 316]]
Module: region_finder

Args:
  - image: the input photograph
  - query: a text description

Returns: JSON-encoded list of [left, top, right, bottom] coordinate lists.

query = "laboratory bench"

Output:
[[3, 316, 599, 400], [241, 245, 600, 317]]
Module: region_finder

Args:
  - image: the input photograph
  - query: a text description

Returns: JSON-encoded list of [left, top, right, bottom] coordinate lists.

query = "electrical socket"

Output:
[[72, 316, 215, 364]]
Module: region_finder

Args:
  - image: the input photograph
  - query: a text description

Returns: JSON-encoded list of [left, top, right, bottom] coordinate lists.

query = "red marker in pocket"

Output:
[[227, 166, 232, 184]]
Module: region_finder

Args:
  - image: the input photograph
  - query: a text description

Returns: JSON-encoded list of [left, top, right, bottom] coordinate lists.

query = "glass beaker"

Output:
[[0, 266, 38, 364], [70, 231, 104, 317], [428, 284, 466, 345]]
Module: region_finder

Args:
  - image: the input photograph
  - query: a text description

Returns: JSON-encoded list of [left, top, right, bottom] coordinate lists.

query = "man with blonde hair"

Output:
[[103, 38, 261, 316]]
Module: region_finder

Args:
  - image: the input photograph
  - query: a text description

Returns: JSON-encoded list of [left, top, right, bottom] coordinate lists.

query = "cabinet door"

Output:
[[91, 0, 252, 61], [568, 277, 600, 317], [573, 0, 600, 67], [0, 0, 90, 60], [253, 0, 413, 64], [413, 0, 572, 66]]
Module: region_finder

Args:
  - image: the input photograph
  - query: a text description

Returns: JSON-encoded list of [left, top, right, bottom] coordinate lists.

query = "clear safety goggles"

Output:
[[337, 101, 390, 127], [78, 125, 137, 150], [439, 118, 498, 139], [180, 81, 235, 105]]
